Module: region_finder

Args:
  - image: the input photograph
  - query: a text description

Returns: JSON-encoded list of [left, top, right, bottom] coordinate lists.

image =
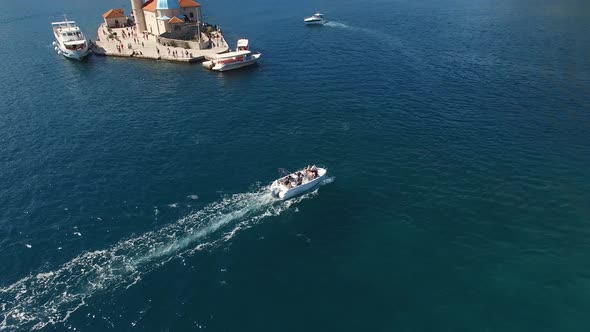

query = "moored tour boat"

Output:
[[270, 165, 327, 200], [51, 18, 90, 60], [304, 13, 326, 25], [202, 38, 261, 72]]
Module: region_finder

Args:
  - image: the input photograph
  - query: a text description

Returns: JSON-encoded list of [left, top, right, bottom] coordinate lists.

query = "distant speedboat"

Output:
[[202, 38, 261, 72], [51, 18, 90, 60], [270, 166, 327, 200], [304, 13, 326, 25]]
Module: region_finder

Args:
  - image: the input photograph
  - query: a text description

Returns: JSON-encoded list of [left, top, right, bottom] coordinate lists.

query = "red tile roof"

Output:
[[168, 16, 184, 24], [102, 8, 126, 19], [179, 0, 201, 8], [143, 0, 157, 12]]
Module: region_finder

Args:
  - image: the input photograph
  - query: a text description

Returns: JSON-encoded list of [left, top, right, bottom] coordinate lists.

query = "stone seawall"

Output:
[[93, 24, 229, 64]]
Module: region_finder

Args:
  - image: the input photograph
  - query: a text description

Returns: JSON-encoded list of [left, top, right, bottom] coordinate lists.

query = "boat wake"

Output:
[[324, 21, 406, 52], [0, 183, 323, 331], [324, 21, 353, 29]]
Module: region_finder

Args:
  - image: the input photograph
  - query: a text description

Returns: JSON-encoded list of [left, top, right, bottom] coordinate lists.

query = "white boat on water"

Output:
[[304, 13, 326, 25], [270, 166, 327, 200], [51, 19, 90, 60], [202, 38, 261, 72]]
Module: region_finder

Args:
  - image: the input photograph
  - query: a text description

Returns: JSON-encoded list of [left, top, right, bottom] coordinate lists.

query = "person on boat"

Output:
[[309, 165, 318, 179], [290, 174, 298, 186], [283, 177, 292, 188]]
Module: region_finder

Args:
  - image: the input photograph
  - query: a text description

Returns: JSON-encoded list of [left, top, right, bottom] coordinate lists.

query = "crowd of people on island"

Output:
[[280, 165, 319, 189], [96, 24, 194, 58], [166, 48, 193, 58]]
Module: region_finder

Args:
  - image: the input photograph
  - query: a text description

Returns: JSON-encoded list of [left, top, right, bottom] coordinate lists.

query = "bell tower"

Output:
[[131, 0, 147, 32]]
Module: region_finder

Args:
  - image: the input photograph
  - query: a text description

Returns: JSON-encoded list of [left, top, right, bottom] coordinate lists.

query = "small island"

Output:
[[93, 0, 230, 63]]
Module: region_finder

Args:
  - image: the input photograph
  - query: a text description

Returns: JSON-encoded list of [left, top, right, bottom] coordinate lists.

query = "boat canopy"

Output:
[[214, 50, 251, 59], [52, 21, 76, 27], [237, 39, 249, 48], [64, 40, 86, 45]]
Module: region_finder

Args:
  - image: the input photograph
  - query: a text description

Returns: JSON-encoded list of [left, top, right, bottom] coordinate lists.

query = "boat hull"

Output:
[[58, 46, 90, 60], [270, 167, 327, 200], [54, 37, 90, 60], [204, 53, 261, 72], [304, 19, 325, 25]]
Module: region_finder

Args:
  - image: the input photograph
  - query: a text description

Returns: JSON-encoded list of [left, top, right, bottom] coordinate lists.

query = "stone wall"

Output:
[[158, 34, 210, 50], [158, 24, 209, 49]]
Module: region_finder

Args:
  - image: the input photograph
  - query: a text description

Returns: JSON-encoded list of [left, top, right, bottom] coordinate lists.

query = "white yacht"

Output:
[[304, 13, 326, 25], [51, 19, 90, 60], [202, 38, 261, 72], [270, 166, 327, 200]]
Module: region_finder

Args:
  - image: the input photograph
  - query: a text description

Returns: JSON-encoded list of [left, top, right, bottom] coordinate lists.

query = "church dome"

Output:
[[156, 0, 180, 10]]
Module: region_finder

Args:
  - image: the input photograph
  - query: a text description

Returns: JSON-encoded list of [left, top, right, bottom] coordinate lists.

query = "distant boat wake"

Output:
[[324, 21, 407, 51], [324, 21, 352, 29], [0, 179, 332, 330]]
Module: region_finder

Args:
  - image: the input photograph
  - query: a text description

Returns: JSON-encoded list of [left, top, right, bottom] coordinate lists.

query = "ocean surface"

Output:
[[1, 0, 590, 330]]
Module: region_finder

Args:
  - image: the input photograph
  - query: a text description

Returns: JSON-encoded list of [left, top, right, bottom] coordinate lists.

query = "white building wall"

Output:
[[143, 6, 202, 35], [104, 17, 126, 28], [158, 9, 181, 34], [144, 11, 158, 34]]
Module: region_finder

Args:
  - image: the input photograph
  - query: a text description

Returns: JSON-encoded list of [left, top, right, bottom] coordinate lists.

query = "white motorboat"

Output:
[[304, 13, 326, 25], [270, 166, 327, 200], [51, 18, 90, 60], [202, 38, 261, 72]]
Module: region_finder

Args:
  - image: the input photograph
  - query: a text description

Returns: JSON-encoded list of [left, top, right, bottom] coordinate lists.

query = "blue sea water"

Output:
[[1, 0, 590, 330]]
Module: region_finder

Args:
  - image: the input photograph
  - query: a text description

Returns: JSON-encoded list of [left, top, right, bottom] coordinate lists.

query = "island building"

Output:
[[96, 0, 228, 62], [102, 9, 128, 28], [130, 0, 203, 35]]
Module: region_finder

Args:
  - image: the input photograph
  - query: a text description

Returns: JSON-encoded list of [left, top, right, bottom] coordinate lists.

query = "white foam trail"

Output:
[[321, 176, 335, 185], [324, 21, 352, 29], [324, 21, 407, 54], [0, 183, 323, 331]]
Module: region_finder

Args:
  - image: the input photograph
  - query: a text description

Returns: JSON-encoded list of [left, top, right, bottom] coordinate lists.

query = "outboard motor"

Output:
[[271, 188, 280, 198]]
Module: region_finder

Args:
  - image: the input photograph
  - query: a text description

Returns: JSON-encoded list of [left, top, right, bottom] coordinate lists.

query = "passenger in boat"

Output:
[[309, 165, 318, 179]]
